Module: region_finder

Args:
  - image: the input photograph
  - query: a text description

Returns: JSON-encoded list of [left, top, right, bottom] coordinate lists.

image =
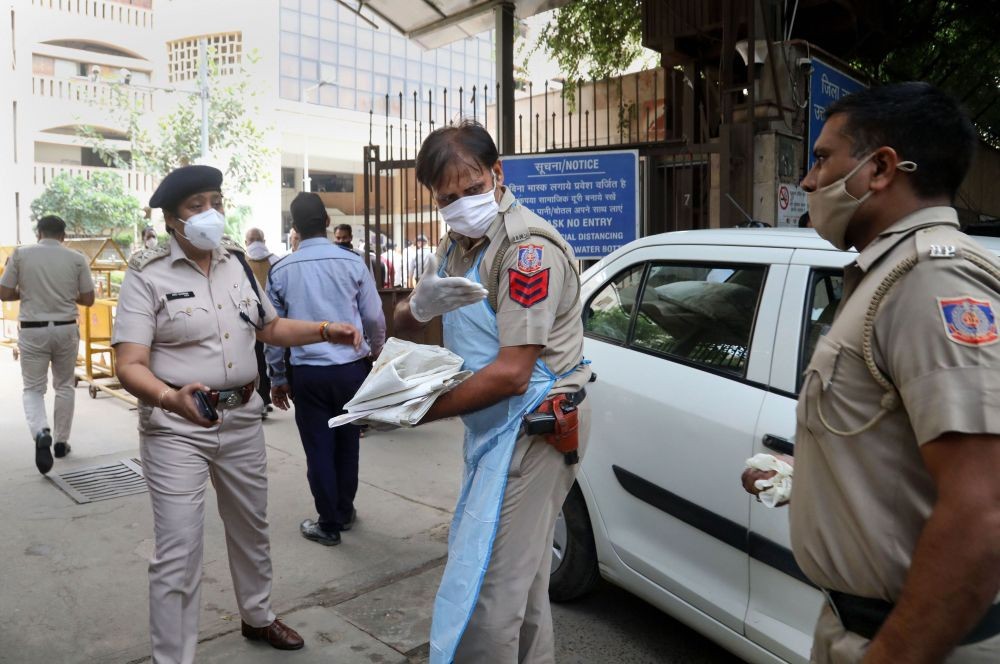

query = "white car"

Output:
[[548, 227, 1000, 663]]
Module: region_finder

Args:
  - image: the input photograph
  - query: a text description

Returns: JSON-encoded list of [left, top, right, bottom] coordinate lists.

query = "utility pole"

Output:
[[198, 37, 209, 159]]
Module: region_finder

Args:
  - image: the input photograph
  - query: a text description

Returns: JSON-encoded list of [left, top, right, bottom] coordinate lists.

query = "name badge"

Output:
[[165, 291, 195, 301]]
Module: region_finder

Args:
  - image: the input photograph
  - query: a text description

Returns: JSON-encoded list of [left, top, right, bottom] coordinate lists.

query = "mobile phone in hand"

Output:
[[193, 391, 219, 422]]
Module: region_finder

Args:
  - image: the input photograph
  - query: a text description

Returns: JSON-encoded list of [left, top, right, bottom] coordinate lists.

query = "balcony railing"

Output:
[[32, 75, 154, 113], [32, 0, 154, 28], [34, 163, 157, 199]]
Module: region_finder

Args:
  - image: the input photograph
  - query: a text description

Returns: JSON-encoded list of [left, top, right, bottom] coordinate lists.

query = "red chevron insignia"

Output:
[[508, 268, 550, 307]]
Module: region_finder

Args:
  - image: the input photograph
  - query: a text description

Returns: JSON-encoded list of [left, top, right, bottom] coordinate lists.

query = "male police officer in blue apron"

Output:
[[395, 121, 592, 663]]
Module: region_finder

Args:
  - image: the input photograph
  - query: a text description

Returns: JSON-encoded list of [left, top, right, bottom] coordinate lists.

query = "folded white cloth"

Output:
[[329, 337, 472, 429], [745, 453, 794, 508]]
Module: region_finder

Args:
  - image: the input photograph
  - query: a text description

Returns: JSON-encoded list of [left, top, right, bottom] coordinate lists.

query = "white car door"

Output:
[[746, 248, 852, 662], [581, 243, 790, 634]]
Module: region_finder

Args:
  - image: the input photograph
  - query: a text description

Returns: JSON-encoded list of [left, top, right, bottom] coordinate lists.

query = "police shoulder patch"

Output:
[[509, 267, 550, 308], [938, 296, 999, 346], [516, 243, 544, 275]]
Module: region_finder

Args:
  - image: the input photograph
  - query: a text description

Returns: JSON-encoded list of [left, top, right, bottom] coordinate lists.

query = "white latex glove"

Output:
[[409, 255, 488, 323], [744, 453, 794, 508]]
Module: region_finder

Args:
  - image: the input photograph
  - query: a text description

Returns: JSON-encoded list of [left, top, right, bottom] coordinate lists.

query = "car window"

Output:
[[631, 262, 766, 375], [583, 264, 646, 343], [799, 269, 844, 383]]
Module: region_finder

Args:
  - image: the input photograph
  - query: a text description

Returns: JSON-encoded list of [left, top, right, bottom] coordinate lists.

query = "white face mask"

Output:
[[178, 208, 226, 251], [808, 152, 917, 250], [438, 175, 499, 239], [144, 238, 157, 249]]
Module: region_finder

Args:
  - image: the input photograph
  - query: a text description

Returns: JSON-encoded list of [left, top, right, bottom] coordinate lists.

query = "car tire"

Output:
[[549, 483, 600, 602]]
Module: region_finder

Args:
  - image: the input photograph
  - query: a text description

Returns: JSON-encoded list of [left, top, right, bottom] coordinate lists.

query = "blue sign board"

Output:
[[808, 58, 866, 169], [502, 150, 639, 260]]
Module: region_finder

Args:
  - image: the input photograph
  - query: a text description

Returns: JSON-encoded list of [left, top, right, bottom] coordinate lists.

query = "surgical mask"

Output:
[[808, 153, 917, 250], [438, 176, 499, 239], [144, 238, 157, 249], [178, 208, 226, 251]]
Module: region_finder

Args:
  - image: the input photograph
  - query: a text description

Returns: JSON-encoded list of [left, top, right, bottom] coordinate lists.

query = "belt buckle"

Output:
[[223, 391, 241, 409]]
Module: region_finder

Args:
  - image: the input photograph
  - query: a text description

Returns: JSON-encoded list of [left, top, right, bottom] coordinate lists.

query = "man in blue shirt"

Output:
[[265, 192, 386, 546]]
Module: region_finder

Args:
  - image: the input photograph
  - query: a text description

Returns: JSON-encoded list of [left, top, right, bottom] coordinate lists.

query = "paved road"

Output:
[[553, 580, 744, 663]]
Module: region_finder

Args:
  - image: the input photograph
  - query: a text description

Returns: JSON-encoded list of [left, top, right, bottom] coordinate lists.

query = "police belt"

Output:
[[20, 320, 76, 328], [826, 590, 1000, 645], [168, 382, 256, 410]]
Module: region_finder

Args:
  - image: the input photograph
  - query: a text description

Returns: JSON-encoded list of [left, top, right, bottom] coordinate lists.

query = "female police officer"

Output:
[[112, 165, 361, 663]]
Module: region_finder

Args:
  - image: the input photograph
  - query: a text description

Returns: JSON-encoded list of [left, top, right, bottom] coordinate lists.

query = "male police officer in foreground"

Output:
[[0, 215, 94, 474], [395, 121, 591, 663], [743, 83, 1000, 662]]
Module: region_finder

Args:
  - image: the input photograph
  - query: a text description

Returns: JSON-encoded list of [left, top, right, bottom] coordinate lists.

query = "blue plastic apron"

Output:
[[428, 245, 566, 663]]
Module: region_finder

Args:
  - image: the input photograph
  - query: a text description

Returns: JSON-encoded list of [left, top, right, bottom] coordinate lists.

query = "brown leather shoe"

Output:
[[241, 618, 304, 650]]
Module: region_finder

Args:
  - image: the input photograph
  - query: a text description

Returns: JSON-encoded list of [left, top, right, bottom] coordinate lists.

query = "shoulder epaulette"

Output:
[[127, 245, 170, 272], [220, 236, 246, 254]]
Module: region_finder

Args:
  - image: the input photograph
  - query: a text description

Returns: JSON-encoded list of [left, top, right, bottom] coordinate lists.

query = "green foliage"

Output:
[[78, 49, 274, 209], [535, 0, 645, 106], [29, 172, 143, 237]]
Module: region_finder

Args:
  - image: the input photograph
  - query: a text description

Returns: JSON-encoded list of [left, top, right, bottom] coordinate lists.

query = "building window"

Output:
[[281, 167, 296, 189], [311, 172, 354, 193], [166, 32, 243, 83]]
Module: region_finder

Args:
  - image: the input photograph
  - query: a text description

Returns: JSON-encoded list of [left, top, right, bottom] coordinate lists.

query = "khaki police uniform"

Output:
[[439, 188, 592, 663], [112, 236, 278, 664], [793, 207, 1000, 663], [0, 239, 93, 444]]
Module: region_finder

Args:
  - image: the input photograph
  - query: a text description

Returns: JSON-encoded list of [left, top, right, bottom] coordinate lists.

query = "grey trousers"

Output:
[[454, 403, 590, 664], [139, 392, 275, 664], [18, 323, 79, 442]]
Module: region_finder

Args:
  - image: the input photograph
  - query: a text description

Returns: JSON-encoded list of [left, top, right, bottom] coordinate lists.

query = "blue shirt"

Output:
[[264, 238, 386, 386]]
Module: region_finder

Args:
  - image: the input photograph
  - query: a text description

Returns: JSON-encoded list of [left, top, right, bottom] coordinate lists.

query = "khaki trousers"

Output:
[[811, 602, 1000, 663], [454, 403, 590, 664], [139, 392, 275, 664], [18, 323, 79, 442]]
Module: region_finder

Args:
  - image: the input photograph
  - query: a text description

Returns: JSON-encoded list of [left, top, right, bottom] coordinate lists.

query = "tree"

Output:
[[30, 172, 144, 237], [532, 0, 646, 103], [78, 49, 274, 219]]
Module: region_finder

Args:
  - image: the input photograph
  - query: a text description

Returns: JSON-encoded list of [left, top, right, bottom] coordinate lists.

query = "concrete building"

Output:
[[3, 0, 494, 247]]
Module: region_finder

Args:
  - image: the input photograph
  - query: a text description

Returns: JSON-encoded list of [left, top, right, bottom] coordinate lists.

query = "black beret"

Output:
[[149, 165, 223, 210], [289, 192, 327, 226]]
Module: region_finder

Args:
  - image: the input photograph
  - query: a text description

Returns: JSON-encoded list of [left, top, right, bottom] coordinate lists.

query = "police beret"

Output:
[[148, 165, 223, 210]]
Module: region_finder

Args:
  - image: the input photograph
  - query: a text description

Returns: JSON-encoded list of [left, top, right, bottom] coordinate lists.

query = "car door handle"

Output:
[[762, 434, 794, 456]]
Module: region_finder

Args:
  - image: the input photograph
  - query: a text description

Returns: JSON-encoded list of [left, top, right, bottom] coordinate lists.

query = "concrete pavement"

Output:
[[0, 347, 461, 663]]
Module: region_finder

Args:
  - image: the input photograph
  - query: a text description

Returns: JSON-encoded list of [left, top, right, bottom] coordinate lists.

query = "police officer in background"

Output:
[[112, 165, 362, 663], [0, 215, 94, 474], [742, 83, 1000, 662], [244, 227, 280, 418], [395, 121, 591, 663]]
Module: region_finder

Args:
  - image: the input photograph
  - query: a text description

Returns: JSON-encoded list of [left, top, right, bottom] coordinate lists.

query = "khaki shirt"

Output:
[[437, 187, 591, 393], [0, 239, 93, 321], [791, 206, 1000, 601], [112, 237, 277, 391]]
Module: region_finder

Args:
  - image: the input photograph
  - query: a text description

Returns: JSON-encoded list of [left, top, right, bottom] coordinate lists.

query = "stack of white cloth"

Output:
[[744, 453, 794, 508], [328, 337, 472, 429]]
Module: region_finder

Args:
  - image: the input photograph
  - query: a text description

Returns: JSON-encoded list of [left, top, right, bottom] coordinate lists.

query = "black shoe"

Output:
[[300, 519, 341, 546], [35, 429, 53, 475], [54, 442, 71, 458], [339, 508, 358, 532]]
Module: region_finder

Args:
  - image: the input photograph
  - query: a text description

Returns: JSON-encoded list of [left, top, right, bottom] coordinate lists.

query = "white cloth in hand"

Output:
[[329, 337, 472, 429], [745, 453, 794, 508], [408, 255, 488, 322]]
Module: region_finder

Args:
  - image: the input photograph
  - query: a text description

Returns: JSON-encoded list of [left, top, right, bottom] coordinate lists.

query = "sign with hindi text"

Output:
[[808, 58, 866, 170], [502, 150, 639, 260]]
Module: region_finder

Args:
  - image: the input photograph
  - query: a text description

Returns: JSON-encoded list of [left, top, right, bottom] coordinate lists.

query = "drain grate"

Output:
[[48, 458, 147, 504]]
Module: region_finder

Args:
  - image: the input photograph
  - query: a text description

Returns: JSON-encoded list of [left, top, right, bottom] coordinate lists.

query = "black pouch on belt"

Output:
[[524, 394, 580, 465]]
